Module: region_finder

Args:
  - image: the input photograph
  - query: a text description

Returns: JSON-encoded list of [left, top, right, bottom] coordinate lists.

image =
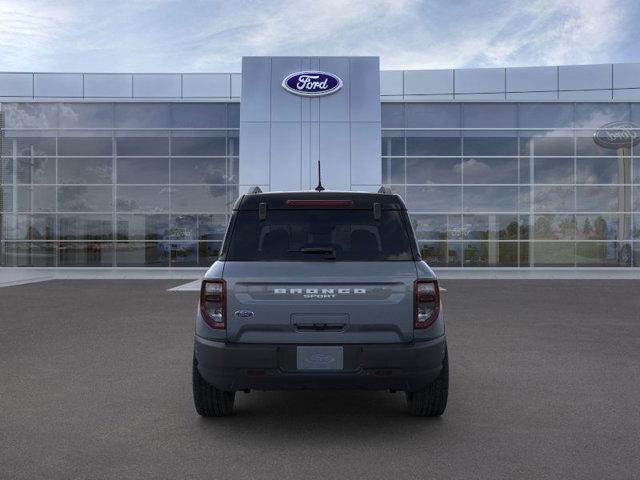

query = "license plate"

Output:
[[296, 346, 343, 370]]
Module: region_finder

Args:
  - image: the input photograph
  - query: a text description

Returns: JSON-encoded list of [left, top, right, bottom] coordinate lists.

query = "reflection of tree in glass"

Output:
[[582, 217, 593, 238], [594, 216, 607, 240], [558, 217, 576, 239]]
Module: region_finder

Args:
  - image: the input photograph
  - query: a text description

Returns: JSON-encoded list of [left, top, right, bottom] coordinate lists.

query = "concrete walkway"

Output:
[[1, 267, 638, 289]]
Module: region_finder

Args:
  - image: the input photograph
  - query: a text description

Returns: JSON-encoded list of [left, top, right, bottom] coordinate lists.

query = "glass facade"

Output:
[[1, 100, 639, 268], [0, 102, 239, 267], [382, 103, 640, 268]]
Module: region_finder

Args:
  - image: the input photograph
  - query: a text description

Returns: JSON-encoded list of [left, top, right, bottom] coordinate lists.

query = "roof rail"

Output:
[[377, 185, 394, 195], [247, 186, 263, 194]]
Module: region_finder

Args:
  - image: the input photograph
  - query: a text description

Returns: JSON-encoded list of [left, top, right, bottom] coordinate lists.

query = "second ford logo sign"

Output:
[[593, 121, 640, 149], [282, 71, 343, 97]]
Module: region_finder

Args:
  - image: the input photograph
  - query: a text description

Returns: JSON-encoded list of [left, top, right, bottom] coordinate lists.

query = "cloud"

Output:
[[0, 0, 636, 72]]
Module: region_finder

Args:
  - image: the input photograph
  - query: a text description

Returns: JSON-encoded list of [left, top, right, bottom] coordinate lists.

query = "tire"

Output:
[[192, 355, 235, 417], [405, 347, 449, 417]]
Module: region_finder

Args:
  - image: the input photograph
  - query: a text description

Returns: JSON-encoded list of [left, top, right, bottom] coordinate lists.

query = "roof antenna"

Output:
[[315, 160, 325, 192]]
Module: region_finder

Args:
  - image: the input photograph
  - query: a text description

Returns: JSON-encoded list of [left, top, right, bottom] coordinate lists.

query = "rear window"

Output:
[[225, 210, 415, 261]]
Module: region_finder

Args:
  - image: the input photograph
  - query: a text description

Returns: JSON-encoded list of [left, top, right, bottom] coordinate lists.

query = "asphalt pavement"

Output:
[[1, 279, 639, 479]]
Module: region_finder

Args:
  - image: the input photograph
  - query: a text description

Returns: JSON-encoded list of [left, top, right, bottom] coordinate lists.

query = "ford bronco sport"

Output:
[[192, 188, 448, 416]]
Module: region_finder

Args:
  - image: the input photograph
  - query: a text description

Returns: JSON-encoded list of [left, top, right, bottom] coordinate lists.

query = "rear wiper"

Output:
[[289, 247, 337, 260]]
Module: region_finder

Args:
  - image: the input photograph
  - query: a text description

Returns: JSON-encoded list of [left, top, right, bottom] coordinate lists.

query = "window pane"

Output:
[[171, 103, 227, 128], [576, 186, 626, 212], [15, 214, 55, 240], [463, 186, 518, 212], [170, 241, 198, 266], [116, 158, 169, 184], [1, 158, 12, 183], [58, 158, 112, 184], [533, 242, 575, 266], [381, 103, 404, 128], [406, 186, 462, 212], [534, 186, 574, 212], [462, 215, 519, 240], [576, 242, 631, 267], [114, 104, 170, 128], [116, 186, 170, 212], [58, 186, 113, 212], [574, 103, 629, 128], [533, 215, 576, 240], [406, 158, 461, 184], [534, 158, 574, 184], [116, 136, 168, 156], [381, 157, 405, 184], [227, 157, 238, 184], [519, 186, 531, 212], [406, 131, 461, 156], [171, 158, 227, 184], [58, 137, 113, 156], [58, 214, 113, 240], [633, 159, 640, 184], [197, 214, 227, 241], [2, 242, 56, 266], [16, 157, 56, 184], [171, 186, 228, 213], [17, 185, 56, 212], [59, 103, 113, 128], [115, 242, 169, 267], [1, 186, 12, 211], [518, 104, 573, 129], [227, 130, 239, 157], [575, 214, 629, 241], [406, 104, 460, 128], [463, 241, 518, 267], [576, 135, 620, 156], [10, 136, 56, 156], [520, 133, 574, 156], [464, 136, 518, 156], [116, 214, 170, 240], [198, 242, 222, 266], [59, 242, 114, 266], [381, 130, 404, 156], [228, 104, 240, 127], [463, 104, 516, 128], [171, 134, 226, 156], [3, 104, 58, 128], [411, 214, 462, 240], [462, 157, 517, 184], [576, 157, 627, 184], [419, 241, 462, 267]]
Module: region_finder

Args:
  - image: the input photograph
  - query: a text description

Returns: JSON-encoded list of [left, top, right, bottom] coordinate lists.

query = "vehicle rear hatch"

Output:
[[221, 192, 419, 344], [224, 261, 416, 343]]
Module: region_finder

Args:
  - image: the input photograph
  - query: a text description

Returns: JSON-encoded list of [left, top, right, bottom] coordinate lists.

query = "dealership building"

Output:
[[1, 56, 640, 270]]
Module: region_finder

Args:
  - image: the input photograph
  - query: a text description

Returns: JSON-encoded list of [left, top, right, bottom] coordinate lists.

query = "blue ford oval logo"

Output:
[[282, 71, 343, 97], [235, 310, 254, 318]]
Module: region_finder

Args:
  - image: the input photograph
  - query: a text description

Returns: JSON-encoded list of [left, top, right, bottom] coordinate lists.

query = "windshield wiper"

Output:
[[289, 247, 337, 260]]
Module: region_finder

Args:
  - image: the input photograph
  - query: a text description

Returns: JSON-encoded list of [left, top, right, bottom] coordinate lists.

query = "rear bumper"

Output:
[[194, 336, 446, 392]]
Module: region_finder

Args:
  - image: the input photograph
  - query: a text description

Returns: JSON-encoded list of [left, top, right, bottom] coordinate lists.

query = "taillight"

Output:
[[200, 279, 226, 329], [414, 280, 440, 329]]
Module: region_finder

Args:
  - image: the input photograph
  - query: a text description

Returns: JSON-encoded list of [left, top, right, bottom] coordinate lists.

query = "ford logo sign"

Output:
[[593, 121, 640, 149], [234, 310, 254, 319], [282, 71, 343, 97]]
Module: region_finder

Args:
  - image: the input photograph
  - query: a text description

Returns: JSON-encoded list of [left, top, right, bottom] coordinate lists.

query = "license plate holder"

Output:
[[296, 346, 343, 371]]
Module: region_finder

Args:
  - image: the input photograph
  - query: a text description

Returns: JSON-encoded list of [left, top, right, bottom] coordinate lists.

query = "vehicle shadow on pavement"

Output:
[[191, 390, 448, 441]]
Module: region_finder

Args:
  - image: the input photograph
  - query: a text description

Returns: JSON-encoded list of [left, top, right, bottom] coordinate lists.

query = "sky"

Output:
[[0, 0, 638, 73]]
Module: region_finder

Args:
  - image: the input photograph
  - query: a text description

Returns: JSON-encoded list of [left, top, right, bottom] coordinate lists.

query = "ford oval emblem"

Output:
[[593, 121, 640, 149], [235, 310, 254, 318], [282, 71, 343, 97]]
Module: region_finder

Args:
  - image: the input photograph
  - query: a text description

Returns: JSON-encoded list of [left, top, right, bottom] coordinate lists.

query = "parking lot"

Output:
[[1, 279, 639, 479]]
